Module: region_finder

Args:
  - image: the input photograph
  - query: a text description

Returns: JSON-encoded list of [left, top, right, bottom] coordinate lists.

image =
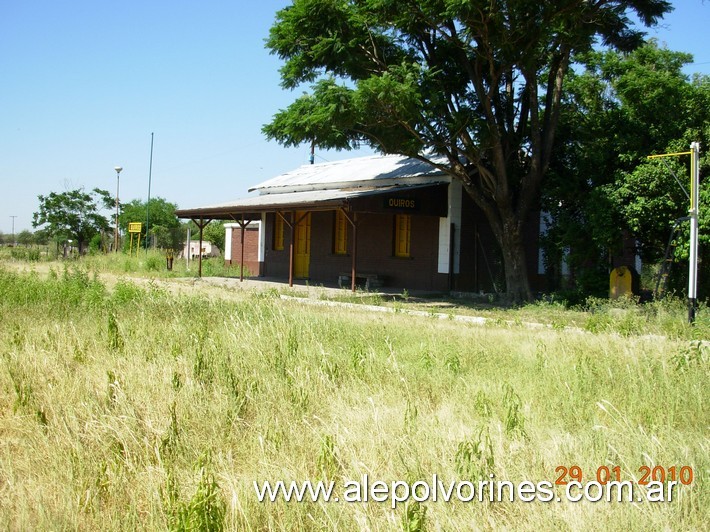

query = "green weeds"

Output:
[[163, 457, 226, 532], [455, 427, 495, 481], [502, 384, 527, 440], [402, 500, 427, 532]]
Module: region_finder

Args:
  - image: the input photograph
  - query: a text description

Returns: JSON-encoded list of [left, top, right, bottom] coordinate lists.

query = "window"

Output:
[[394, 214, 411, 258], [273, 214, 284, 250], [334, 210, 348, 255]]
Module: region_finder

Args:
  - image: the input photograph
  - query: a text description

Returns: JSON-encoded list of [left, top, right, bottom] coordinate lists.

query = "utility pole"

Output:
[[10, 215, 17, 246]]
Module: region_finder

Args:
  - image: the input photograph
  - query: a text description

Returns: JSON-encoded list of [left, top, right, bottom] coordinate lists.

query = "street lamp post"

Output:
[[114, 166, 122, 252]]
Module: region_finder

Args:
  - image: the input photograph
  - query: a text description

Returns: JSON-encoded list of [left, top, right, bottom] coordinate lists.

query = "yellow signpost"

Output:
[[128, 222, 142, 256]]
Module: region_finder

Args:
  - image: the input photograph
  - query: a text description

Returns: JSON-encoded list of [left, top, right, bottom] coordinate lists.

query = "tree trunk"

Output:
[[497, 219, 532, 303], [459, 176, 534, 303]]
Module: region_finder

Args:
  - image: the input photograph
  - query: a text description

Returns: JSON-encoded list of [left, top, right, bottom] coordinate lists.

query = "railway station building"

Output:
[[175, 154, 545, 292]]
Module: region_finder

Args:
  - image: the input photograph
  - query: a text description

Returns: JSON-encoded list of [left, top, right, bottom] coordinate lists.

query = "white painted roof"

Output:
[[250, 153, 447, 193]]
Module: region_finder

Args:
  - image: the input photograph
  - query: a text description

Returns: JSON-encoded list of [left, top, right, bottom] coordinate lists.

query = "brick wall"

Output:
[[262, 210, 445, 290], [227, 227, 260, 276]]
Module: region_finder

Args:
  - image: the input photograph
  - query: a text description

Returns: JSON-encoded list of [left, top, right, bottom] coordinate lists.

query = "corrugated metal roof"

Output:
[[175, 154, 451, 219], [250, 154, 447, 193], [175, 182, 447, 219]]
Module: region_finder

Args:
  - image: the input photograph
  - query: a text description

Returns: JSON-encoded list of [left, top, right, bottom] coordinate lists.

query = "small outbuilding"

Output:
[[182, 240, 220, 259]]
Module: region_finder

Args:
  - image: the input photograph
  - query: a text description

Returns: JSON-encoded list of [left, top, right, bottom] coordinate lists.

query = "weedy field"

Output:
[[0, 262, 707, 530]]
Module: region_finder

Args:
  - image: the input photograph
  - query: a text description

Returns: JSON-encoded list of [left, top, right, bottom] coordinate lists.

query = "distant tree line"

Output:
[[0, 229, 50, 246], [28, 190, 226, 257]]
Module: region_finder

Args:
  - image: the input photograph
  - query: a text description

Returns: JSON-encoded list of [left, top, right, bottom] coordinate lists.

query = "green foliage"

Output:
[[120, 197, 182, 249], [198, 258, 249, 278], [316, 434, 340, 480], [502, 384, 527, 439], [544, 41, 710, 295], [671, 340, 708, 371], [111, 279, 146, 304], [32, 188, 112, 253], [401, 500, 427, 532], [145, 254, 162, 271], [0, 265, 106, 317], [187, 220, 225, 254], [265, 0, 673, 300], [454, 427, 495, 480], [107, 312, 124, 351], [16, 230, 33, 246], [9, 247, 41, 262], [88, 233, 104, 254], [166, 456, 226, 532], [150, 224, 186, 251]]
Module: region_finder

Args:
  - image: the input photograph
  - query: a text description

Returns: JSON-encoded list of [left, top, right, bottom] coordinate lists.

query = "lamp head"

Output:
[[114, 166, 123, 174]]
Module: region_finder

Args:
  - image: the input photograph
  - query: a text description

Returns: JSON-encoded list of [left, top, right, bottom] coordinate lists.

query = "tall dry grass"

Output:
[[0, 265, 707, 530]]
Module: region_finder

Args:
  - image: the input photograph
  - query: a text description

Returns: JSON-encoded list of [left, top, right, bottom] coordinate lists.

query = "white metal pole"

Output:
[[688, 142, 700, 323]]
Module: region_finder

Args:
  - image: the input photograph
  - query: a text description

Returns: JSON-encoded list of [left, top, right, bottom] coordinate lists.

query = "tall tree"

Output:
[[544, 42, 709, 295], [17, 230, 34, 247], [263, 0, 671, 300], [32, 188, 113, 254], [119, 197, 181, 249]]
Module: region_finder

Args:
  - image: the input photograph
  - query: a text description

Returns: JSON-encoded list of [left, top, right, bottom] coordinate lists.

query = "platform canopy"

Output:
[[174, 182, 447, 220]]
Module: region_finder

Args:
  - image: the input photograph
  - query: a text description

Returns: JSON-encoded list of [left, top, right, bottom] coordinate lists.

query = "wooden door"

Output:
[[294, 211, 311, 278]]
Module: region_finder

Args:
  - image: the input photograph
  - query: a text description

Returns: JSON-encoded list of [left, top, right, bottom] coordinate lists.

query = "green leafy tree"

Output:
[[544, 42, 709, 296], [119, 197, 182, 249], [188, 220, 225, 254], [32, 188, 113, 254], [263, 0, 671, 301], [17, 230, 34, 247], [32, 228, 51, 246]]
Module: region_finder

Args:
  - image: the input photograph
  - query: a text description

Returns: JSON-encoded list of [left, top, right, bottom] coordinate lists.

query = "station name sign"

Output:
[[384, 197, 418, 210]]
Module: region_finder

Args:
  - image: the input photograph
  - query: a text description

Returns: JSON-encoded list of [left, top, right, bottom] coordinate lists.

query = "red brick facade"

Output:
[[226, 226, 261, 276], [261, 211, 449, 291]]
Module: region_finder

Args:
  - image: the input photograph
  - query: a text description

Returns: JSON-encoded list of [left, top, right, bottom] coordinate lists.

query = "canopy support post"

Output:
[[340, 209, 358, 292]]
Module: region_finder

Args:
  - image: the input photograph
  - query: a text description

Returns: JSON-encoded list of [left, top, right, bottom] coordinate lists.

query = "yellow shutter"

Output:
[[394, 214, 411, 258], [274, 214, 284, 250], [334, 210, 348, 255]]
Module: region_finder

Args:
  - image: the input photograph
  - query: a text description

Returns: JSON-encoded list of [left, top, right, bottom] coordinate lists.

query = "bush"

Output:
[[88, 235, 98, 254], [10, 247, 28, 260], [146, 255, 162, 271]]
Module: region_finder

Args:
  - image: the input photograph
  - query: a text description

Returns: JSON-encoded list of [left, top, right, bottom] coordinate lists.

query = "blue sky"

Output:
[[1, 0, 709, 234]]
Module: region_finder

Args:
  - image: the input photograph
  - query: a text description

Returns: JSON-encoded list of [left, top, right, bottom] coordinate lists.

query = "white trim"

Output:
[[258, 214, 266, 263], [438, 180, 462, 274], [224, 226, 233, 260]]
